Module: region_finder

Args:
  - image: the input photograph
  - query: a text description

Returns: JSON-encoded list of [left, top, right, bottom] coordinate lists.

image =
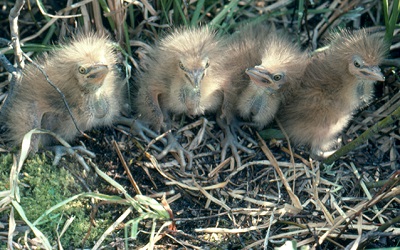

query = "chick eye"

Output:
[[78, 66, 87, 74], [273, 74, 283, 81], [205, 61, 210, 68], [179, 61, 186, 71], [353, 60, 361, 68]]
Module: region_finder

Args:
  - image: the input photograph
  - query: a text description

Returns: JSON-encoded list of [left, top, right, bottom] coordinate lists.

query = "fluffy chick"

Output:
[[220, 24, 272, 127], [134, 26, 227, 169], [0, 33, 122, 154], [219, 26, 307, 165], [278, 29, 387, 158], [235, 33, 307, 129]]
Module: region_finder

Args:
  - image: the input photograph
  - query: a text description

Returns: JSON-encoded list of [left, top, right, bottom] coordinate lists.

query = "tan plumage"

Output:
[[219, 25, 307, 164], [134, 26, 227, 169], [0, 33, 122, 151], [232, 33, 307, 129], [278, 29, 387, 157], [135, 26, 226, 132], [220, 24, 272, 127]]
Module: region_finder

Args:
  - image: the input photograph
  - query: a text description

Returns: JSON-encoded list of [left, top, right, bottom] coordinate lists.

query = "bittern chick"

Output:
[[220, 28, 307, 165], [278, 29, 387, 158], [0, 33, 122, 167], [134, 26, 227, 169]]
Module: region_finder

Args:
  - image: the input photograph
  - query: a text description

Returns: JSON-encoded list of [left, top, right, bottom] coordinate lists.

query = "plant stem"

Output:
[[324, 105, 400, 165]]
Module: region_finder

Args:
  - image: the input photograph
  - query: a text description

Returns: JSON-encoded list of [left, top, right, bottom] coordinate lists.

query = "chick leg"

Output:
[[51, 145, 95, 172], [217, 116, 254, 167], [156, 132, 193, 171], [117, 116, 192, 169], [116, 116, 167, 151], [236, 121, 261, 146]]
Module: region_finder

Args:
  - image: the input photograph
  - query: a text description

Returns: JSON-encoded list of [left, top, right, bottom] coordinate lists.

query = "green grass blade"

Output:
[[35, 0, 56, 45], [199, 2, 219, 22], [385, 0, 400, 43], [209, 0, 240, 27], [160, 0, 173, 25], [12, 200, 52, 249], [42, 25, 56, 45], [92, 207, 134, 250], [382, 0, 390, 26], [98, 0, 115, 30], [124, 23, 132, 56], [33, 193, 84, 226], [191, 0, 205, 26], [173, 0, 189, 26], [128, 4, 135, 28], [297, 0, 305, 32]]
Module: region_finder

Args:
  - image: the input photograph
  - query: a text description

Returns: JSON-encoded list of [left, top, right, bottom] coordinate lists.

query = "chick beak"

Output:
[[189, 69, 204, 89], [246, 66, 280, 90], [360, 65, 385, 82], [86, 64, 109, 85]]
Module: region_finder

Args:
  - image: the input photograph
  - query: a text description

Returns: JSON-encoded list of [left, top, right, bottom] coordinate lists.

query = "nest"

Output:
[[0, 0, 399, 249]]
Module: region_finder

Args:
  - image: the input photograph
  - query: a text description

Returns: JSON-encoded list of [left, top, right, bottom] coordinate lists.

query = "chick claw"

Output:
[[310, 148, 336, 160], [218, 118, 254, 167], [51, 145, 95, 172], [155, 133, 193, 171], [117, 117, 167, 151], [118, 117, 193, 170], [236, 122, 259, 146]]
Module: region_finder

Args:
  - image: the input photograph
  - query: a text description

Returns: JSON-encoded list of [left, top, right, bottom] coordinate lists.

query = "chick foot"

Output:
[[155, 133, 193, 171], [218, 118, 254, 167], [235, 122, 259, 146], [310, 148, 337, 160], [117, 116, 192, 170], [117, 116, 167, 151], [50, 145, 96, 171]]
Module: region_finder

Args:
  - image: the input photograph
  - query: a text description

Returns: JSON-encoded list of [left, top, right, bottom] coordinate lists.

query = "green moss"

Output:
[[0, 154, 13, 190], [0, 153, 116, 248]]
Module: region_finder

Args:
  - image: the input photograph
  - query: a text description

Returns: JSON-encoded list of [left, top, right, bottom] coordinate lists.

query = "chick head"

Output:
[[246, 34, 306, 90], [329, 29, 388, 82], [245, 65, 285, 91], [56, 33, 117, 93], [159, 27, 220, 90], [178, 56, 210, 89]]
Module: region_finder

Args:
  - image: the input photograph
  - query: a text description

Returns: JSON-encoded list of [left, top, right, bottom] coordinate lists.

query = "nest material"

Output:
[[0, 0, 399, 249]]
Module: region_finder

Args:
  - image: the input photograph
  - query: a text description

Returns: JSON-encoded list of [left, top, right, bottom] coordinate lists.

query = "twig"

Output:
[[318, 0, 361, 39], [9, 0, 25, 69], [364, 175, 400, 189], [20, 0, 93, 43], [381, 58, 400, 67], [0, 38, 17, 75], [345, 215, 400, 250], [0, 54, 16, 74], [256, 132, 302, 210], [0, 0, 25, 114], [112, 140, 142, 195]]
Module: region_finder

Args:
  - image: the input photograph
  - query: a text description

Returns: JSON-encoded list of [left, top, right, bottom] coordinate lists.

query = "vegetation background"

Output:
[[0, 0, 399, 249]]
